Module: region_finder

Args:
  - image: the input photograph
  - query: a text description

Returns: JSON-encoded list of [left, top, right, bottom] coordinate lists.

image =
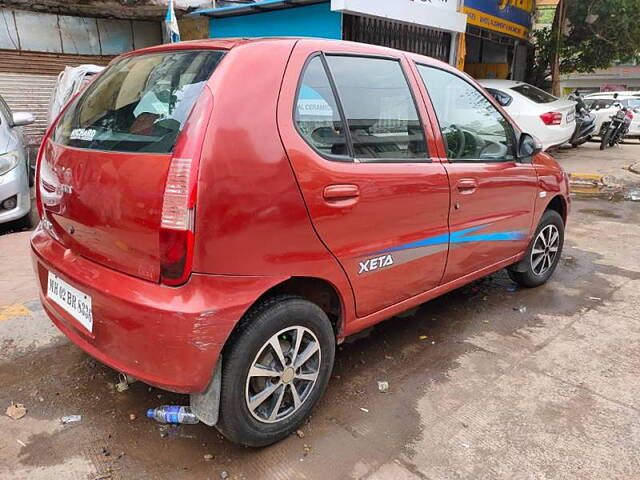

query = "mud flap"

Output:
[[190, 359, 222, 426], [509, 257, 529, 273]]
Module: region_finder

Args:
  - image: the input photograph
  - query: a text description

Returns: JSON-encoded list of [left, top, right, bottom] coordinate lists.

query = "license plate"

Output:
[[47, 272, 93, 333], [566, 112, 575, 123]]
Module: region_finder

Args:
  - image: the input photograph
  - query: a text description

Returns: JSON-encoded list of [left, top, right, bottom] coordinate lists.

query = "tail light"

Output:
[[540, 111, 563, 126], [158, 86, 213, 286], [626, 110, 634, 120], [160, 87, 213, 286], [160, 157, 196, 286]]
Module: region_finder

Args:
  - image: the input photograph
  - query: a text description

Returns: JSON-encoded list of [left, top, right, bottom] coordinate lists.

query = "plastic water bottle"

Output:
[[146, 406, 199, 424]]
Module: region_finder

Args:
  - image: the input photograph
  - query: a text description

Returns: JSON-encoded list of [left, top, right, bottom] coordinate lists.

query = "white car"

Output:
[[0, 93, 34, 228], [479, 80, 576, 151], [583, 93, 640, 140]]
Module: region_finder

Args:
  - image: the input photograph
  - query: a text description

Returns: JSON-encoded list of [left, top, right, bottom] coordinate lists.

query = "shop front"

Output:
[[462, 0, 533, 80], [191, 0, 467, 65]]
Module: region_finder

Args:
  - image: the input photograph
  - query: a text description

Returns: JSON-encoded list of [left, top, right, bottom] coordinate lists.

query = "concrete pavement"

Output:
[[1, 145, 640, 480]]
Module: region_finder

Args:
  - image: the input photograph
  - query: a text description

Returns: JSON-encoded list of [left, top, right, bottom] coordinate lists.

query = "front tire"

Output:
[[508, 209, 564, 288], [216, 296, 335, 447]]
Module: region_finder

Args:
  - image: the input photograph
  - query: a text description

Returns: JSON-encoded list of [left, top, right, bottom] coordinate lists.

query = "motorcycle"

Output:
[[599, 103, 634, 150], [568, 90, 596, 147]]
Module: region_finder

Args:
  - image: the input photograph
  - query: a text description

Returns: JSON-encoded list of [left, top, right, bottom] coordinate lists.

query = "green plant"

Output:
[[530, 0, 640, 88]]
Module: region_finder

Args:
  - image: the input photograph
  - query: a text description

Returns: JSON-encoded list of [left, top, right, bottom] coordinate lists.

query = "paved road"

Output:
[[1, 148, 640, 479], [554, 140, 640, 186]]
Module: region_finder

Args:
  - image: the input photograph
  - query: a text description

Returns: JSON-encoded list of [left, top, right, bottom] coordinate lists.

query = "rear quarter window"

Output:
[[53, 50, 225, 154], [511, 84, 557, 104]]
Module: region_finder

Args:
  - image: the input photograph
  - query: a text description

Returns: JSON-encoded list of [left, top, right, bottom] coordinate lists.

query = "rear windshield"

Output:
[[511, 84, 557, 104], [53, 50, 225, 153]]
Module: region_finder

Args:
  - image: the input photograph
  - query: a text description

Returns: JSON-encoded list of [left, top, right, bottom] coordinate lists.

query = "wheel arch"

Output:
[[191, 275, 345, 427], [248, 276, 345, 340], [544, 194, 567, 223]]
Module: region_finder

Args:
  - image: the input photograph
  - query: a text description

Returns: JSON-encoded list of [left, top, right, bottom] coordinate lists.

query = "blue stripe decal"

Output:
[[367, 224, 526, 257]]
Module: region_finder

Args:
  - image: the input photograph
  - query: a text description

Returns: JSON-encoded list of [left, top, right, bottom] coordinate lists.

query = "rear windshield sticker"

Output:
[[70, 128, 96, 142]]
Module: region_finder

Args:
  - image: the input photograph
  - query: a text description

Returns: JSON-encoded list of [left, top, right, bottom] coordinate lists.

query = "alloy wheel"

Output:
[[530, 224, 560, 276], [245, 326, 321, 424]]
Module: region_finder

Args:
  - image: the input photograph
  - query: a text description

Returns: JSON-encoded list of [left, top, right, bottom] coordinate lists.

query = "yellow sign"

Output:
[[463, 6, 530, 39], [498, 0, 534, 13]]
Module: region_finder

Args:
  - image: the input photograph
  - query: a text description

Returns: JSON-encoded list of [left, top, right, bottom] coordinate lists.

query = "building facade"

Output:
[[192, 0, 468, 65], [0, 1, 199, 150], [462, 0, 534, 81]]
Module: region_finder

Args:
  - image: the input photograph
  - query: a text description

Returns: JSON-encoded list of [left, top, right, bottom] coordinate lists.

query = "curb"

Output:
[[569, 173, 603, 186]]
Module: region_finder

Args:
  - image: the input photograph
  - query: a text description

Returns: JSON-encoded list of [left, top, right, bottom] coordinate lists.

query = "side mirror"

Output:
[[518, 133, 542, 159], [12, 112, 34, 127]]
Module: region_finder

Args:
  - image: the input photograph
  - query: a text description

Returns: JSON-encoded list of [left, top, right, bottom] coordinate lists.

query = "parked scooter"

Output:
[[599, 102, 634, 150], [568, 90, 596, 147]]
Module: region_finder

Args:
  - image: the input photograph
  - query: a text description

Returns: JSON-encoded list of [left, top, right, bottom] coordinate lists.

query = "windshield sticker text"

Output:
[[70, 128, 96, 142]]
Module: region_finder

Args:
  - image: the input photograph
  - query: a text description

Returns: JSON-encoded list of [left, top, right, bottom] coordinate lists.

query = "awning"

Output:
[[190, 0, 327, 18]]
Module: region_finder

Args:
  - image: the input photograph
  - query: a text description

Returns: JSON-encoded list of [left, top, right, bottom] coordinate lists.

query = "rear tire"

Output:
[[508, 210, 564, 288], [216, 295, 335, 447]]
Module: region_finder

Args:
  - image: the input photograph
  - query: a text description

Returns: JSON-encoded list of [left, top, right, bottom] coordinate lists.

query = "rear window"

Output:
[[511, 84, 557, 104], [53, 50, 225, 153]]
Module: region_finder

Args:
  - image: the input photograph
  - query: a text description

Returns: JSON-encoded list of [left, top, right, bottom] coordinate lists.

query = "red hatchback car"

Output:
[[32, 38, 569, 446]]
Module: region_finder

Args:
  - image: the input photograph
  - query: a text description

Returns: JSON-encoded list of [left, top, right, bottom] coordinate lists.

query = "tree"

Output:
[[530, 0, 640, 92]]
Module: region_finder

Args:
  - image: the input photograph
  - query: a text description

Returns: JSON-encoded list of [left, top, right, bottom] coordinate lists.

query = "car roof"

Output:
[[117, 37, 449, 69], [585, 91, 640, 98], [477, 79, 523, 88]]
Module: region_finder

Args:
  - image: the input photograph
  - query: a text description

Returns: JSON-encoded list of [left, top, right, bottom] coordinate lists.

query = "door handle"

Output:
[[323, 184, 360, 206], [456, 179, 478, 194]]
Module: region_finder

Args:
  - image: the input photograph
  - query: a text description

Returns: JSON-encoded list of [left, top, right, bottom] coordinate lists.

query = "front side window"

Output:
[[53, 50, 225, 154], [294, 56, 349, 159], [325, 56, 428, 162], [417, 65, 515, 163]]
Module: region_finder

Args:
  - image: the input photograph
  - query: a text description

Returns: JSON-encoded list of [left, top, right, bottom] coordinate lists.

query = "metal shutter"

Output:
[[0, 49, 113, 151], [0, 72, 57, 149], [343, 15, 452, 63]]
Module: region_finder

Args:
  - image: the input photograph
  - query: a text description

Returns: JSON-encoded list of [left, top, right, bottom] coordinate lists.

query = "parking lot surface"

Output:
[[1, 145, 640, 480]]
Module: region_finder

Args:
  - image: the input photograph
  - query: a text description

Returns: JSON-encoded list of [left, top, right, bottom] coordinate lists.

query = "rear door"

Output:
[[40, 49, 224, 282], [278, 42, 450, 317], [413, 64, 538, 283]]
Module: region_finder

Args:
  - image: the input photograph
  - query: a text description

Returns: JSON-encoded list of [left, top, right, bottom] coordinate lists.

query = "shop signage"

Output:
[[331, 0, 468, 33], [463, 0, 533, 39]]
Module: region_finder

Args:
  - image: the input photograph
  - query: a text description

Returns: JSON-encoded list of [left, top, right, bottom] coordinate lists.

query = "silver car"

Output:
[[0, 94, 34, 227]]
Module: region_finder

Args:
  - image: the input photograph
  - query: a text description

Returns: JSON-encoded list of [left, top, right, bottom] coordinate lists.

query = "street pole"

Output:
[[551, 0, 567, 96]]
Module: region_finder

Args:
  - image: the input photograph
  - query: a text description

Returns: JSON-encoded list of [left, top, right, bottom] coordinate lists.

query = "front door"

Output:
[[278, 42, 450, 317], [413, 63, 538, 283]]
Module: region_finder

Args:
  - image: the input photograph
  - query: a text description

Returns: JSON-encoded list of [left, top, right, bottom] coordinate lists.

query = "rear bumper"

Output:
[[31, 226, 286, 393], [541, 124, 575, 150]]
